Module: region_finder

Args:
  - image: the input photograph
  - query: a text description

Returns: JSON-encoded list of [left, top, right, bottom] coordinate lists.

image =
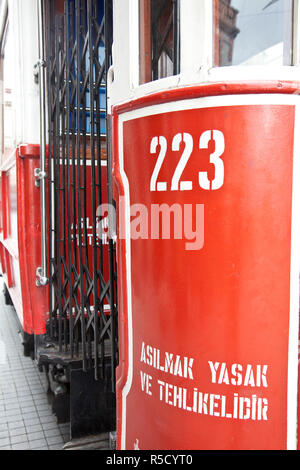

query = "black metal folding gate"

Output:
[[45, 0, 117, 389]]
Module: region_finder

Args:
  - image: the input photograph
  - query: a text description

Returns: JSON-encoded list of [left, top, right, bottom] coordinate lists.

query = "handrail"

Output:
[[36, 0, 48, 287]]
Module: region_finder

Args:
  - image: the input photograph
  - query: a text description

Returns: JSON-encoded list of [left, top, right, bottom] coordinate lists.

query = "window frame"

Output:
[[138, 0, 180, 85], [110, 0, 300, 108], [215, 0, 296, 68]]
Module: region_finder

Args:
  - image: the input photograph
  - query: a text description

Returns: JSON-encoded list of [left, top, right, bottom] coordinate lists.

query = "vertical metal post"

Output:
[[87, 0, 99, 378], [75, 0, 87, 370], [37, 0, 49, 287], [64, 0, 74, 358], [47, 0, 55, 339], [54, 15, 63, 352]]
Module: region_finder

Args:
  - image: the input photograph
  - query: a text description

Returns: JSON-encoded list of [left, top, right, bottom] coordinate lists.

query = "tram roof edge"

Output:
[[112, 80, 300, 115]]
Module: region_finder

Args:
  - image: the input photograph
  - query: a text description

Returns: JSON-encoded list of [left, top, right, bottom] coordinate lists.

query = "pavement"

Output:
[[0, 281, 70, 450]]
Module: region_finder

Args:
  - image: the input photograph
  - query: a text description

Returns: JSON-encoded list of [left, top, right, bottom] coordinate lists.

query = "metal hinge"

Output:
[[34, 168, 47, 187], [36, 267, 49, 287]]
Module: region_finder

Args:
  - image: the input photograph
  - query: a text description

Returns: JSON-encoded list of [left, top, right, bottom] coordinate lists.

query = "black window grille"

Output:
[[45, 0, 117, 388]]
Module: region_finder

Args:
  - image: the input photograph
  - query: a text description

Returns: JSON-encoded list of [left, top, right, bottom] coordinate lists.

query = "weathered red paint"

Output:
[[114, 81, 300, 115], [1, 159, 23, 318], [16, 144, 48, 335]]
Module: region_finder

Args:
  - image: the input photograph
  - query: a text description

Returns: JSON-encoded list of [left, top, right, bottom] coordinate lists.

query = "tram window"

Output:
[[214, 0, 294, 66], [139, 0, 180, 84], [1, 22, 15, 158]]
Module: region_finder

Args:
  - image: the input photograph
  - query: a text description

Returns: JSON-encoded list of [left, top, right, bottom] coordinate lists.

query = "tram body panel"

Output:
[[0, 0, 47, 341], [0, 158, 23, 320], [0, 145, 48, 336], [113, 91, 299, 450], [16, 145, 48, 336]]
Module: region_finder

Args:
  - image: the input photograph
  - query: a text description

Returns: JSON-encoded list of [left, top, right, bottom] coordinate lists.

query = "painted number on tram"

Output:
[[150, 130, 225, 192]]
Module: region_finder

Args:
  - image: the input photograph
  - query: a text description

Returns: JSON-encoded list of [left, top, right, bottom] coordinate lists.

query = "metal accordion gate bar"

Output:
[[44, 0, 117, 390]]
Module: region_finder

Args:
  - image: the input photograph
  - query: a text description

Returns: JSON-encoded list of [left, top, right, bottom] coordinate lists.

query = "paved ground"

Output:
[[0, 282, 70, 450]]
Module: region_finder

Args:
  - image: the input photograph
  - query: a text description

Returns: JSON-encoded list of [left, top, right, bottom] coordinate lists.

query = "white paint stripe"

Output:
[[58, 158, 107, 166], [119, 93, 300, 124], [118, 118, 133, 450], [118, 93, 300, 450]]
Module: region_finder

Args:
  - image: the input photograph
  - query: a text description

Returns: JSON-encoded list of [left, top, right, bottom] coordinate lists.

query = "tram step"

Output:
[[63, 432, 110, 450]]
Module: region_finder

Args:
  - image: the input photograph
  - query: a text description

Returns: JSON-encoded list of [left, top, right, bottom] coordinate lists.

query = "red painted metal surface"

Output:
[[1, 157, 23, 319], [16, 144, 48, 335], [0, 145, 48, 335], [113, 85, 299, 449]]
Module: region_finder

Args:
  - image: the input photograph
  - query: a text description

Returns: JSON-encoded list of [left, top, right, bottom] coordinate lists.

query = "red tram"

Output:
[[111, 0, 300, 450], [1, 0, 300, 451]]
